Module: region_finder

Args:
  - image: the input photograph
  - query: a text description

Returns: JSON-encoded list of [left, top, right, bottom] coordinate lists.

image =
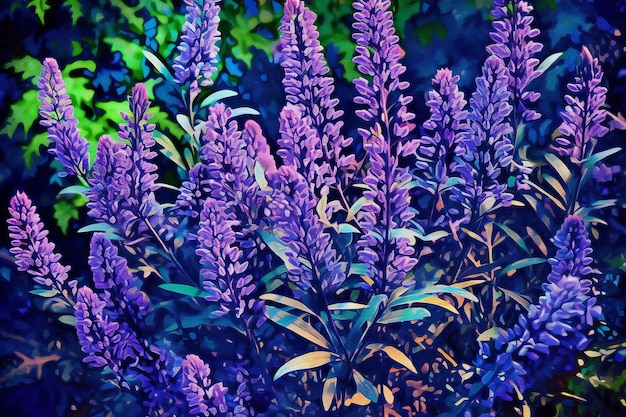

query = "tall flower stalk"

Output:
[[279, 0, 353, 190], [37, 57, 90, 183], [352, 0, 418, 295]]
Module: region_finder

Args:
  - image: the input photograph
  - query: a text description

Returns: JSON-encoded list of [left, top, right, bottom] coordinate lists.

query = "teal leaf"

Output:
[[377, 307, 431, 325], [159, 283, 212, 298], [142, 50, 175, 84], [265, 306, 331, 349], [536, 52, 563, 75], [199, 89, 238, 108]]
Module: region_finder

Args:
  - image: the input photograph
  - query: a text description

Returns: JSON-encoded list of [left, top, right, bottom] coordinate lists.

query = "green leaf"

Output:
[[377, 307, 431, 325], [53, 200, 80, 235], [159, 283, 212, 298], [28, 0, 50, 24], [58, 315, 77, 326], [142, 50, 174, 84], [494, 222, 530, 255], [536, 52, 563, 75], [499, 257, 547, 276], [77, 223, 116, 234], [273, 351, 337, 380], [584, 147, 621, 169], [2, 89, 41, 138], [261, 265, 288, 292], [63, 0, 83, 25], [4, 55, 42, 84], [259, 231, 299, 271], [545, 153, 571, 183], [265, 306, 331, 349], [153, 131, 187, 170], [352, 369, 378, 403], [199, 89, 238, 108], [57, 185, 89, 197], [337, 223, 360, 234]]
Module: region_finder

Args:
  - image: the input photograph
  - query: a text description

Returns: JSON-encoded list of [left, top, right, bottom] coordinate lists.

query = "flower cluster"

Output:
[[181, 354, 228, 417], [173, 0, 222, 96], [474, 216, 602, 410], [279, 0, 353, 188], [488, 0, 543, 126], [7, 192, 76, 303], [553, 46, 608, 162], [37, 57, 90, 179], [455, 56, 514, 223], [86, 84, 162, 239]]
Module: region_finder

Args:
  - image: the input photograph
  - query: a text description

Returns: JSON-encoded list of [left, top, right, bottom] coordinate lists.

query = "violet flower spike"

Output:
[[547, 215, 594, 284], [196, 198, 259, 320], [89, 233, 152, 324], [37, 57, 90, 180], [456, 56, 514, 221], [7, 191, 76, 305], [173, 0, 222, 96], [181, 354, 228, 417], [553, 46, 609, 162], [488, 0, 543, 127], [352, 0, 416, 146], [279, 0, 353, 183]]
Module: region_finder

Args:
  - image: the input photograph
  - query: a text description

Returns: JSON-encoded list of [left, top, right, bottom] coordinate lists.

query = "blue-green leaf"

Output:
[[230, 107, 260, 118], [143, 50, 174, 84], [265, 306, 331, 349], [199, 89, 238, 108], [159, 283, 212, 298], [57, 185, 89, 197], [536, 52, 563, 75], [377, 307, 431, 324], [498, 257, 547, 276], [352, 369, 378, 403]]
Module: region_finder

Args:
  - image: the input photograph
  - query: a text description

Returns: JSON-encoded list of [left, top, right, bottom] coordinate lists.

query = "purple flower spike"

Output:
[[488, 0, 543, 127], [277, 104, 333, 196], [456, 56, 514, 220], [37, 57, 90, 179], [352, 0, 416, 145], [174, 0, 222, 96], [547, 215, 593, 284], [182, 354, 229, 417], [279, 0, 353, 183], [196, 198, 259, 320], [74, 286, 144, 373], [8, 191, 75, 302], [553, 46, 609, 162], [88, 233, 152, 323]]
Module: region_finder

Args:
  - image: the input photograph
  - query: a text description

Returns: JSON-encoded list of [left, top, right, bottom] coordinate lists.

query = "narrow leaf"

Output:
[[495, 222, 530, 255], [230, 107, 260, 118], [536, 52, 563, 75], [142, 50, 175, 83], [352, 369, 378, 403], [260, 293, 320, 319], [57, 185, 89, 197], [199, 89, 238, 108], [274, 351, 336, 380], [322, 366, 338, 411], [499, 257, 547, 276], [159, 283, 212, 298], [265, 306, 331, 349], [378, 307, 431, 324]]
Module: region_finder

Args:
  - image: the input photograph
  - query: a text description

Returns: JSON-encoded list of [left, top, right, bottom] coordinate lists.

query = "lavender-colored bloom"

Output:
[[279, 0, 353, 184], [37, 57, 90, 179], [266, 166, 344, 293], [277, 104, 333, 195], [196, 198, 259, 320], [86, 135, 132, 228], [488, 0, 543, 126], [177, 163, 212, 219], [118, 83, 162, 225], [352, 0, 416, 146], [74, 286, 144, 373], [182, 354, 228, 416], [553, 46, 609, 162], [7, 192, 76, 302], [173, 0, 221, 95], [88, 233, 152, 323], [547, 215, 593, 284], [456, 56, 514, 222]]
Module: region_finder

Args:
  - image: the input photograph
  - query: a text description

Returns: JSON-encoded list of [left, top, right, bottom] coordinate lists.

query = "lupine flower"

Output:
[[88, 233, 152, 323], [279, 0, 353, 185], [74, 286, 144, 372], [277, 104, 333, 195], [553, 46, 608, 162], [196, 197, 260, 320], [547, 215, 593, 284], [456, 56, 514, 222], [416, 68, 468, 229], [37, 57, 90, 179], [488, 0, 543, 127], [118, 83, 162, 227], [473, 217, 602, 412], [173, 0, 222, 96], [177, 163, 212, 220], [266, 166, 343, 293], [352, 0, 416, 147], [86, 135, 133, 228], [352, 0, 418, 294], [182, 354, 229, 416], [7, 191, 76, 302]]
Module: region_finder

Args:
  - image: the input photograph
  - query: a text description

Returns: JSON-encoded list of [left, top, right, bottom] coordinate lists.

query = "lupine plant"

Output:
[[4, 0, 624, 416]]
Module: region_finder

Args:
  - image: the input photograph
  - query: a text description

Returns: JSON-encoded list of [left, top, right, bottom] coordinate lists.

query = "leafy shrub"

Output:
[[3, 0, 625, 416]]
